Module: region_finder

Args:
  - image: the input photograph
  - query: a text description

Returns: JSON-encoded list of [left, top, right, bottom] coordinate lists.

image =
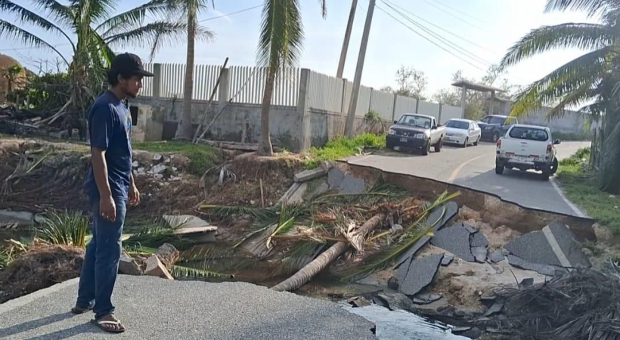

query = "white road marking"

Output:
[[542, 226, 573, 268], [447, 153, 489, 183], [550, 178, 587, 218]]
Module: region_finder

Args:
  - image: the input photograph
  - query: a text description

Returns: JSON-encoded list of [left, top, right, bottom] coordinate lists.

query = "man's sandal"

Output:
[[91, 316, 126, 333], [71, 305, 93, 314]]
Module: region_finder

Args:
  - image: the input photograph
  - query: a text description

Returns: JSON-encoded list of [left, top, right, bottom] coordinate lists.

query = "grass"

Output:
[[38, 211, 90, 247], [304, 133, 385, 169], [133, 141, 222, 176], [556, 147, 620, 234]]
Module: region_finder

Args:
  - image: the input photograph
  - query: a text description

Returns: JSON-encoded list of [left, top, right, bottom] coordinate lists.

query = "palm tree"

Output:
[[170, 0, 214, 140], [0, 0, 188, 123], [256, 0, 327, 155], [500, 0, 620, 194]]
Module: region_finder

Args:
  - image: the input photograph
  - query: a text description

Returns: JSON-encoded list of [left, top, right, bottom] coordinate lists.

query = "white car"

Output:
[[496, 124, 561, 180], [443, 119, 481, 147]]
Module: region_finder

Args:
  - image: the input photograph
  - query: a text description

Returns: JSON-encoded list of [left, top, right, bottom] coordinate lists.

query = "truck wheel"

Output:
[[434, 138, 443, 153], [495, 165, 504, 175], [462, 138, 469, 148], [492, 132, 500, 143], [550, 158, 558, 175], [473, 137, 479, 146], [422, 140, 430, 155]]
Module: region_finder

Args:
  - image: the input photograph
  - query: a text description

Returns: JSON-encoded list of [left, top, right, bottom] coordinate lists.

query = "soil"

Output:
[[0, 243, 84, 303]]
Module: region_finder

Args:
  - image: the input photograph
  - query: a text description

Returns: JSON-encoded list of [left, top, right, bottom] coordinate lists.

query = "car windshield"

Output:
[[509, 127, 549, 141], [480, 116, 506, 125], [445, 120, 469, 129], [398, 115, 432, 129]]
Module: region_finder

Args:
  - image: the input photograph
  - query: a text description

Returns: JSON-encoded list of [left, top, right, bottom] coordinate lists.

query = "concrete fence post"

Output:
[[297, 68, 312, 152], [217, 68, 230, 113], [153, 63, 162, 99], [438, 103, 443, 124], [415, 98, 419, 114], [391, 94, 398, 122]]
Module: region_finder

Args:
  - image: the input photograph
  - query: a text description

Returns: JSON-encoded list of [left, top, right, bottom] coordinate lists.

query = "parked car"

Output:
[[477, 115, 518, 142], [495, 124, 561, 180], [387, 114, 446, 155], [444, 119, 481, 147]]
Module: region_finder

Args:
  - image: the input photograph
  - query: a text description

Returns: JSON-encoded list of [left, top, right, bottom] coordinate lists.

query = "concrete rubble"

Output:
[[163, 215, 218, 243], [144, 255, 174, 280], [396, 254, 444, 296], [119, 251, 142, 276]]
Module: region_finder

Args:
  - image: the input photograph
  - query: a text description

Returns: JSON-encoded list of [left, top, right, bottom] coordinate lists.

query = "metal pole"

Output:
[[344, 0, 376, 138], [336, 0, 358, 79]]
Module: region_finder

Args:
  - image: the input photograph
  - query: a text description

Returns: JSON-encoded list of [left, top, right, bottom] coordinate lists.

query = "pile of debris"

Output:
[[132, 151, 189, 183], [120, 243, 180, 280]]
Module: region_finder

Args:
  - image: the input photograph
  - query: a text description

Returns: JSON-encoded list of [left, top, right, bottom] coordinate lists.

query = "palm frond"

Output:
[[544, 0, 620, 17], [318, 0, 327, 18], [31, 0, 74, 29], [201, 204, 280, 222], [509, 47, 611, 117], [547, 80, 602, 118], [0, 21, 69, 66], [96, 0, 171, 36], [0, 0, 74, 45], [258, 0, 304, 70], [501, 23, 614, 68], [73, 0, 115, 25], [171, 265, 231, 281], [338, 191, 461, 281], [104, 21, 195, 59], [124, 219, 194, 250], [38, 210, 90, 248], [272, 241, 325, 276]]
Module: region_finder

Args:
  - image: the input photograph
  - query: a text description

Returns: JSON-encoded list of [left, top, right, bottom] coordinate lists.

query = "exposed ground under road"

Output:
[[0, 276, 375, 340], [348, 141, 590, 216]]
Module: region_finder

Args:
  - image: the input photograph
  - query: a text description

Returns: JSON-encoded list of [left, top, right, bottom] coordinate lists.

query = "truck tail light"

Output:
[[547, 144, 552, 153], [496, 138, 502, 148]]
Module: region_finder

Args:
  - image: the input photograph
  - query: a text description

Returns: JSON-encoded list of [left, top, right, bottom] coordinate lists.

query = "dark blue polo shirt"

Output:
[[84, 91, 133, 200]]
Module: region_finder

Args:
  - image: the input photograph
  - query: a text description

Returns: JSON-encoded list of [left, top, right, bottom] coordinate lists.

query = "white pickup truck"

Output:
[[495, 124, 561, 180]]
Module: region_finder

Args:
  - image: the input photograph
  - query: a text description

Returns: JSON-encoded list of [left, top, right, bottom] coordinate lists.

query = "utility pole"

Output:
[[336, 0, 358, 79], [344, 0, 376, 138]]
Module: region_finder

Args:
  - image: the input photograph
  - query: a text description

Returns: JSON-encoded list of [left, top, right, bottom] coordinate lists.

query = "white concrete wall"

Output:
[[370, 89, 395, 121], [440, 105, 462, 124], [418, 101, 441, 120], [394, 96, 417, 121]]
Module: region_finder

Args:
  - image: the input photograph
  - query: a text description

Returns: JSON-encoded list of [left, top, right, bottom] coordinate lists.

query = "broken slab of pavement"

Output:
[[429, 222, 489, 264], [504, 221, 591, 276], [164, 215, 218, 243], [395, 254, 444, 296]]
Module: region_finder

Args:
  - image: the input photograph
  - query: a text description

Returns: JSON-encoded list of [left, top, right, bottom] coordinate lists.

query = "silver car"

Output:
[[443, 119, 482, 147]]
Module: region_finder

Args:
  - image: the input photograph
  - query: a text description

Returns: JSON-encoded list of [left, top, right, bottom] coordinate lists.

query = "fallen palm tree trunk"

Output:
[[271, 213, 386, 292]]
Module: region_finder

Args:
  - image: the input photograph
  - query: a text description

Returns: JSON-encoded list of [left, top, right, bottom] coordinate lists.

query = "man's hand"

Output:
[[129, 184, 141, 207], [100, 195, 117, 221]]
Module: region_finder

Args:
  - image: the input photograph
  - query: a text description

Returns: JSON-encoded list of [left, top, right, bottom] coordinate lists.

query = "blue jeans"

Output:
[[76, 197, 126, 319]]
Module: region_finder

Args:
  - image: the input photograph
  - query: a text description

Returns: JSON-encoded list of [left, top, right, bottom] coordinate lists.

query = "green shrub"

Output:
[[39, 211, 90, 247]]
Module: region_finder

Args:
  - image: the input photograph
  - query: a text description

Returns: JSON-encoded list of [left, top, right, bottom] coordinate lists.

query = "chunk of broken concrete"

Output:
[[471, 246, 487, 263], [347, 296, 371, 308], [144, 255, 174, 280], [152, 164, 167, 175], [155, 243, 180, 272], [507, 254, 567, 276], [431, 224, 475, 262], [387, 276, 399, 290], [484, 302, 504, 317], [488, 251, 505, 263], [505, 221, 591, 270], [119, 251, 142, 275], [412, 293, 442, 305], [132, 161, 139, 169], [459, 327, 483, 339], [153, 154, 163, 162], [339, 174, 365, 194], [294, 168, 327, 183], [471, 231, 489, 247], [398, 254, 444, 296], [327, 167, 345, 189], [373, 292, 414, 312], [395, 202, 459, 269], [164, 215, 218, 243], [520, 277, 534, 287], [441, 254, 454, 266]]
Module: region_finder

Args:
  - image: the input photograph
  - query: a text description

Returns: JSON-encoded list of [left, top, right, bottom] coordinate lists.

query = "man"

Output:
[[72, 53, 152, 333]]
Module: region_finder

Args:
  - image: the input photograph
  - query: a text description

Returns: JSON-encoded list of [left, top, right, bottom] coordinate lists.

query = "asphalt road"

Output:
[[348, 141, 591, 216], [0, 276, 376, 340]]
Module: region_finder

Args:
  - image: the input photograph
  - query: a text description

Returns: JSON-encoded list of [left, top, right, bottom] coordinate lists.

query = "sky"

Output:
[[0, 0, 598, 96]]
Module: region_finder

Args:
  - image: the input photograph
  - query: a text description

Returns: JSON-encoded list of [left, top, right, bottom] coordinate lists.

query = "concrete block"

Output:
[[294, 168, 327, 183], [144, 255, 174, 280], [119, 251, 142, 276], [507, 255, 567, 276]]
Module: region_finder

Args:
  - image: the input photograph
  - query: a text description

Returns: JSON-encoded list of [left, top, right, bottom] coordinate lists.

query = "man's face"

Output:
[[119, 75, 143, 99]]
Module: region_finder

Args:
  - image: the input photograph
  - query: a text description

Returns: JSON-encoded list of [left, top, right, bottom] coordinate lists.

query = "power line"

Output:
[[375, 3, 485, 71], [198, 5, 262, 23], [425, 0, 487, 24], [381, 1, 490, 68], [385, 0, 491, 52], [420, 0, 486, 32]]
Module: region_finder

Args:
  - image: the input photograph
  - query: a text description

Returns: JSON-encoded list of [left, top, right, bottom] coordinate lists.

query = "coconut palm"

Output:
[[256, 0, 327, 155], [0, 0, 190, 124], [500, 0, 620, 194], [169, 0, 214, 140]]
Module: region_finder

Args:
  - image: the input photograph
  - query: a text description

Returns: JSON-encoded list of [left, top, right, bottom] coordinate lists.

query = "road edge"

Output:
[[0, 278, 79, 315], [549, 177, 588, 218]]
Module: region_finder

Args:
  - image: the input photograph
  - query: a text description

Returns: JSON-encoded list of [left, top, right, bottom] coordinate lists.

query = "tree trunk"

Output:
[[176, 8, 196, 140], [271, 213, 386, 292], [258, 68, 275, 156], [599, 113, 620, 194]]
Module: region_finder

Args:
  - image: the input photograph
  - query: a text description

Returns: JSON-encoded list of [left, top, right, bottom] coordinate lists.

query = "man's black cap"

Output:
[[110, 53, 154, 77]]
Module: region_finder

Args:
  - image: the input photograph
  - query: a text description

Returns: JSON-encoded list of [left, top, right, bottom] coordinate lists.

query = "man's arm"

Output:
[[129, 173, 140, 206], [92, 147, 116, 221]]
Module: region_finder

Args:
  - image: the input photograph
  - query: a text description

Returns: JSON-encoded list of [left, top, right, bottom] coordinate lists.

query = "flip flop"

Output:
[[71, 305, 93, 314], [91, 317, 126, 334]]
